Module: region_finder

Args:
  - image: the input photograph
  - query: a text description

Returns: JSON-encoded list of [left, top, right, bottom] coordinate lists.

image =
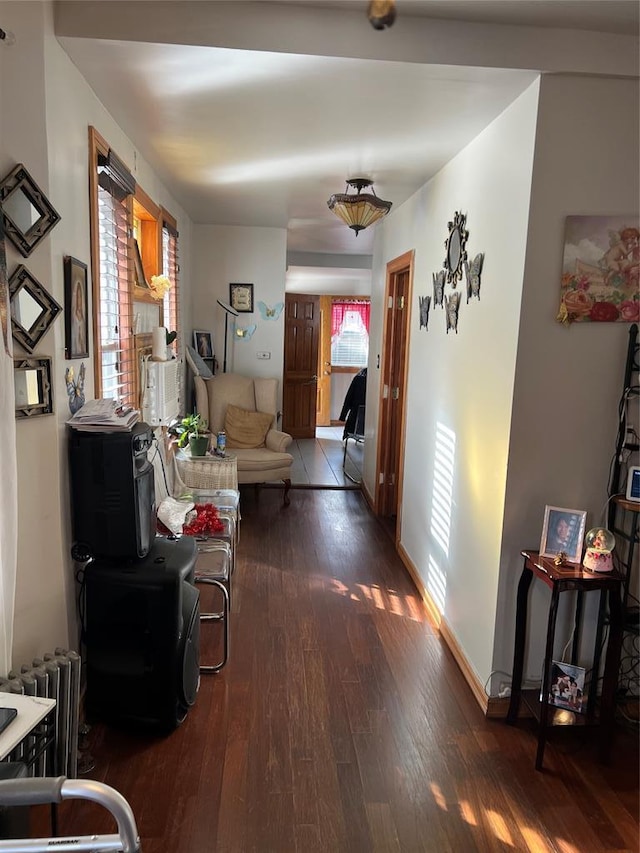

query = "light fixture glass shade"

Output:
[[327, 178, 392, 235]]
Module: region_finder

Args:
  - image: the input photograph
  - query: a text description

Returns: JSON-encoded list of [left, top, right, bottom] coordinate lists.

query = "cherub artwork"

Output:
[[445, 291, 460, 334], [465, 252, 484, 303], [557, 215, 639, 325], [419, 295, 431, 330], [257, 301, 284, 321], [65, 362, 86, 414], [433, 270, 445, 307]]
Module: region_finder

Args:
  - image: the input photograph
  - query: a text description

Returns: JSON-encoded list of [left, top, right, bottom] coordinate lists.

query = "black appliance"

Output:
[[69, 422, 155, 561], [84, 536, 200, 731]]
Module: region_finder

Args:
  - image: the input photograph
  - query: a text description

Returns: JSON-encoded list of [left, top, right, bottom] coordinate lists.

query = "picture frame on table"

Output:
[[539, 505, 587, 563], [193, 329, 213, 360], [229, 282, 254, 313], [64, 256, 89, 359]]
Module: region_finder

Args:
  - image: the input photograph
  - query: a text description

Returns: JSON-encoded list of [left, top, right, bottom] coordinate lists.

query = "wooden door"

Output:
[[376, 252, 414, 530], [282, 293, 320, 438], [316, 296, 332, 426]]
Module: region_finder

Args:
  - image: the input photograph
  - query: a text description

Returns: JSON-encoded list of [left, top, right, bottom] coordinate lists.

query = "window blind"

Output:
[[163, 220, 182, 407], [97, 185, 135, 406]]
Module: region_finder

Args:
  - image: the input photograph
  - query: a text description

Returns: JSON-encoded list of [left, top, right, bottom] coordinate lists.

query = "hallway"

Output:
[[45, 489, 639, 852], [289, 426, 363, 488]]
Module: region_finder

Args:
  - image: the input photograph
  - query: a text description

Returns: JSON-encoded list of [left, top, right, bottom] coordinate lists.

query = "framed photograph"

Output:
[[133, 240, 147, 289], [64, 256, 89, 359], [193, 329, 213, 360], [229, 282, 254, 313], [539, 505, 587, 563], [547, 661, 586, 714]]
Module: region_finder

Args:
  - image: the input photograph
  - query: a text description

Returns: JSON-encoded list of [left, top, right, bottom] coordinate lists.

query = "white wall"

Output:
[[367, 81, 540, 685], [1, 0, 193, 668], [494, 74, 640, 682], [192, 225, 287, 388]]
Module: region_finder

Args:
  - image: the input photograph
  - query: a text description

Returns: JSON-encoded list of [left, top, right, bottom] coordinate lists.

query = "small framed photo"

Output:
[[547, 661, 586, 714], [64, 256, 89, 359], [133, 240, 147, 288], [193, 329, 213, 360], [229, 282, 254, 313], [540, 505, 587, 562]]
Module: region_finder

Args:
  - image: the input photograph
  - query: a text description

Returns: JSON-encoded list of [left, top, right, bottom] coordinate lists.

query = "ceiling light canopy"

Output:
[[327, 178, 392, 236], [367, 0, 396, 30]]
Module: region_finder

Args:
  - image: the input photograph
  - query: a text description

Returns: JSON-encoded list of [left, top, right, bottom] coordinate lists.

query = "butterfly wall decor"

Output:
[[233, 322, 257, 341], [419, 295, 431, 330], [465, 253, 484, 303], [257, 301, 284, 321], [65, 362, 86, 414], [445, 292, 461, 334], [432, 270, 445, 307]]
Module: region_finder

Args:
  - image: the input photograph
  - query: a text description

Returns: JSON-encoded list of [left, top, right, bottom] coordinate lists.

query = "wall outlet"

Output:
[[256, 351, 271, 360]]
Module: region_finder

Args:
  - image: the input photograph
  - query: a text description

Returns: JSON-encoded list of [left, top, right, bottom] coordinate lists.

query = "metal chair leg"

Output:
[[195, 577, 230, 672]]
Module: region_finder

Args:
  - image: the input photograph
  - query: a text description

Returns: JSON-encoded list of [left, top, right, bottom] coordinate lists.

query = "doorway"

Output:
[[376, 250, 414, 538], [282, 293, 320, 438]]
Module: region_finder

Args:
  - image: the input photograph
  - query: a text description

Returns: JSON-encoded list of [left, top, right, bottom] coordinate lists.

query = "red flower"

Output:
[[620, 300, 640, 322], [589, 301, 619, 322], [183, 504, 224, 537]]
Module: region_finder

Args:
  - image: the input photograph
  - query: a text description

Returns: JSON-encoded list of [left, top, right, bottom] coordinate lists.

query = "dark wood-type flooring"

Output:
[[38, 489, 638, 851]]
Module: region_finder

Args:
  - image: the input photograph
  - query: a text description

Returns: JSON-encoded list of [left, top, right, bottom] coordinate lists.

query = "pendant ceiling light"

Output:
[[327, 178, 392, 236]]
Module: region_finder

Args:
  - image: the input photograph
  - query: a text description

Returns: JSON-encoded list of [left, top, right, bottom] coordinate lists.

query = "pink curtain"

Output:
[[331, 300, 370, 338]]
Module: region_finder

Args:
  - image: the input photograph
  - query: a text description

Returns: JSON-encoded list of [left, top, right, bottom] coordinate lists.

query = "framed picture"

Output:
[[539, 505, 587, 563], [193, 329, 213, 360], [133, 240, 147, 289], [557, 215, 639, 325], [64, 256, 89, 359], [229, 282, 254, 313], [547, 661, 586, 714]]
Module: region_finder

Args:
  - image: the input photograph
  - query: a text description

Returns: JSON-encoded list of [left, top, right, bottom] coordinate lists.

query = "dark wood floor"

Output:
[[42, 489, 638, 851]]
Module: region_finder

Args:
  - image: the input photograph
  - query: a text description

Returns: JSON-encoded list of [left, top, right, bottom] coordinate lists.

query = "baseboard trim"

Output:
[[395, 541, 492, 717]]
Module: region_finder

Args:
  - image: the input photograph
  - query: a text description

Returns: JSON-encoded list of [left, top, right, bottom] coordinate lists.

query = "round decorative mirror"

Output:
[[443, 211, 468, 288]]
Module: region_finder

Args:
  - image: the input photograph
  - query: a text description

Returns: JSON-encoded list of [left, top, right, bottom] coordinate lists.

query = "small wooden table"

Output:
[[506, 550, 624, 770], [0, 692, 56, 768]]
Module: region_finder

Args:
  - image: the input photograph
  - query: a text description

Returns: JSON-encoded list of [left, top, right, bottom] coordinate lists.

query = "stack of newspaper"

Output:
[[67, 399, 140, 432]]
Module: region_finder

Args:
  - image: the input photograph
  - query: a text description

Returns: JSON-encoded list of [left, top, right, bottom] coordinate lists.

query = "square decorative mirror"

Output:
[[0, 164, 61, 257], [9, 264, 62, 353], [14, 356, 54, 418]]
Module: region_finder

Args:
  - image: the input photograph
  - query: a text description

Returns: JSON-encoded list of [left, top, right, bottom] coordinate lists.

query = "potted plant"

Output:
[[174, 413, 209, 457]]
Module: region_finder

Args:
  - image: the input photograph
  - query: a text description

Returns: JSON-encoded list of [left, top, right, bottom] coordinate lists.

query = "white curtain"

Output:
[[0, 339, 17, 676]]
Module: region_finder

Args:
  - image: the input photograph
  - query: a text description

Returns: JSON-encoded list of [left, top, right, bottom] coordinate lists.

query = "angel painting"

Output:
[[557, 215, 639, 325]]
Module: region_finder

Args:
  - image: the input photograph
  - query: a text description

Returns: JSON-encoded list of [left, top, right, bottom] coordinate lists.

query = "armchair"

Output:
[[193, 373, 293, 505]]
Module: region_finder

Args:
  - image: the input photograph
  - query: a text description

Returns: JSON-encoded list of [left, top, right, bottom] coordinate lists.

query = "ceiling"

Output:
[[55, 0, 638, 289]]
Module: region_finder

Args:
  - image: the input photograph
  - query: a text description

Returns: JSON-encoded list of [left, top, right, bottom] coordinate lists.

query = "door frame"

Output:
[[375, 250, 414, 539]]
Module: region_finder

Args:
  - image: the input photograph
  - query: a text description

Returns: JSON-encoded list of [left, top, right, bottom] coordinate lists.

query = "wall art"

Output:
[[9, 264, 62, 353], [14, 355, 53, 418], [229, 282, 254, 313], [193, 329, 213, 359], [557, 215, 639, 325], [419, 295, 431, 330], [234, 322, 257, 340], [64, 256, 89, 359], [0, 209, 8, 354], [445, 291, 460, 334], [465, 253, 484, 302], [432, 269, 445, 308], [257, 301, 284, 321], [443, 211, 468, 288], [65, 362, 86, 415], [0, 164, 61, 257]]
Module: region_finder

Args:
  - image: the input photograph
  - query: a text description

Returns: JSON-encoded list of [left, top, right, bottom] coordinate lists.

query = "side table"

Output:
[[176, 450, 238, 491], [506, 550, 624, 770]]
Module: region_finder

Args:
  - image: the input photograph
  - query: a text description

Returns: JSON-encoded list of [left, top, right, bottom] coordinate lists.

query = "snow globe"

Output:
[[582, 527, 615, 573]]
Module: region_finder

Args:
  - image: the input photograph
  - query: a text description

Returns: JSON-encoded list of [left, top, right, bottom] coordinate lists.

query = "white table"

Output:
[[0, 692, 56, 762]]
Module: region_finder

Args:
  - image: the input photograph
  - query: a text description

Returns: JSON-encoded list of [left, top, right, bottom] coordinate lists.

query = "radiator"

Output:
[[0, 648, 81, 777]]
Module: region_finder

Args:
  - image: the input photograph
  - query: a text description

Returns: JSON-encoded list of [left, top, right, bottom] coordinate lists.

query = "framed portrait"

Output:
[[193, 329, 213, 360], [229, 282, 254, 313], [539, 505, 587, 563], [547, 661, 586, 714], [64, 256, 89, 359]]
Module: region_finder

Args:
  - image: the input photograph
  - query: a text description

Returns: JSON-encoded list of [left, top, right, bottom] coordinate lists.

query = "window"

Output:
[[331, 300, 370, 368], [89, 128, 180, 408], [89, 128, 136, 406]]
